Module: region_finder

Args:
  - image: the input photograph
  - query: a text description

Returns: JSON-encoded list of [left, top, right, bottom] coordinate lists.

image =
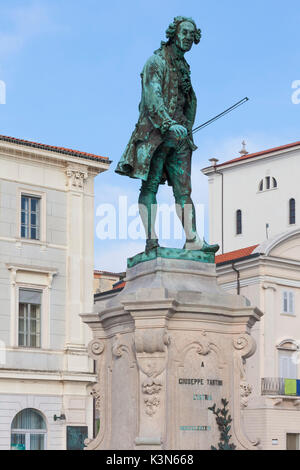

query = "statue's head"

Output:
[[165, 16, 201, 52]]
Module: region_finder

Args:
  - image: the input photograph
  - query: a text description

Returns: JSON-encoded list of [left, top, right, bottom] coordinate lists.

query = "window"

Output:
[[258, 177, 277, 192], [287, 434, 300, 450], [11, 409, 46, 450], [283, 291, 295, 315], [289, 198, 296, 225], [279, 350, 297, 379], [21, 195, 40, 240], [18, 289, 42, 348], [236, 210, 242, 235]]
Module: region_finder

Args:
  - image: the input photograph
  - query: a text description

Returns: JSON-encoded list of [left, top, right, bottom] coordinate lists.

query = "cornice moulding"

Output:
[[0, 141, 110, 173], [202, 146, 300, 175], [6, 263, 58, 275]]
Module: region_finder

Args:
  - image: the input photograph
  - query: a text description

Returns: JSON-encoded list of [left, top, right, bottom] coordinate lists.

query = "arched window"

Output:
[[258, 177, 278, 192], [289, 198, 296, 225], [11, 409, 47, 450], [236, 210, 242, 235]]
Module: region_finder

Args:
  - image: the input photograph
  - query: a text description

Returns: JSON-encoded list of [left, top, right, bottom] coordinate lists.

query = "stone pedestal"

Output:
[[81, 256, 262, 450]]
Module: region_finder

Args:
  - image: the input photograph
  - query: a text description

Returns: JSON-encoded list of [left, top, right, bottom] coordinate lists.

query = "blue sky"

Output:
[[0, 0, 299, 271]]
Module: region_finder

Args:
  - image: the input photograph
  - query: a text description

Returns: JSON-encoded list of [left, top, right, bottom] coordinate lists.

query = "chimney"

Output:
[[209, 158, 219, 167]]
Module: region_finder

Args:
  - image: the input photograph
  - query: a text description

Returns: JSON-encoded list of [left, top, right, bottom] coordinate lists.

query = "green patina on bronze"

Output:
[[208, 399, 237, 451], [127, 246, 214, 269], [116, 17, 200, 182], [116, 16, 219, 258]]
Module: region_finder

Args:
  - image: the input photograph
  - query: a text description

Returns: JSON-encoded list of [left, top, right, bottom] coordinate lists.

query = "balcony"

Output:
[[261, 378, 300, 396]]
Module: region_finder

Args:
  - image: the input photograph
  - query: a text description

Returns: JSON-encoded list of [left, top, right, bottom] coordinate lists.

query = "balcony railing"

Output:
[[261, 377, 300, 396]]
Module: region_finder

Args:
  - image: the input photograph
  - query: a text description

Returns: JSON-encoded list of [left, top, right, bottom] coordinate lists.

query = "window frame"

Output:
[[286, 433, 300, 451], [236, 209, 242, 235], [258, 176, 278, 192], [278, 349, 297, 379], [6, 265, 57, 349], [289, 198, 296, 225], [17, 188, 46, 244], [18, 289, 42, 349], [11, 409, 47, 451], [282, 290, 295, 315], [21, 194, 41, 240]]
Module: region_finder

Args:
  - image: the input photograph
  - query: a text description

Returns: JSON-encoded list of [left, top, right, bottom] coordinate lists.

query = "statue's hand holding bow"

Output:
[[169, 124, 188, 140]]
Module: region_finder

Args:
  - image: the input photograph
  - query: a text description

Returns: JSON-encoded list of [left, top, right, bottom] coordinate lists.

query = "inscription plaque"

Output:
[[174, 347, 226, 449]]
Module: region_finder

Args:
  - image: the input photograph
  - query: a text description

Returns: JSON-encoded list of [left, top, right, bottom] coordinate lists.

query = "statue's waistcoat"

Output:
[[115, 45, 197, 183]]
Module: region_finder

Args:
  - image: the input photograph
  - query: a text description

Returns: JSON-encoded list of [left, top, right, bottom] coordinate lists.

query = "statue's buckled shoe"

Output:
[[183, 236, 220, 254], [183, 234, 203, 250], [201, 239, 220, 254], [145, 239, 160, 254]]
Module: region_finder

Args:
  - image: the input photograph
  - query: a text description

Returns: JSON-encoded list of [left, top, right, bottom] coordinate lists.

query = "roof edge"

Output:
[[202, 139, 300, 173], [0, 134, 111, 165], [216, 252, 260, 267]]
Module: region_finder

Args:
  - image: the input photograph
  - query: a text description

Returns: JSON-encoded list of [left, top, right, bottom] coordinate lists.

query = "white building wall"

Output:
[[204, 148, 300, 252], [0, 394, 64, 451]]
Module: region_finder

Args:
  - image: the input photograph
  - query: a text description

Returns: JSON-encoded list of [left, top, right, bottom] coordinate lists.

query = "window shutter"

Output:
[[279, 354, 289, 378], [19, 289, 42, 305], [289, 292, 294, 314], [283, 291, 288, 313], [279, 352, 297, 379], [289, 356, 297, 379]]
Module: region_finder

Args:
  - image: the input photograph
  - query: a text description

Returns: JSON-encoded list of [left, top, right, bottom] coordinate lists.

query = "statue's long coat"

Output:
[[115, 44, 197, 184]]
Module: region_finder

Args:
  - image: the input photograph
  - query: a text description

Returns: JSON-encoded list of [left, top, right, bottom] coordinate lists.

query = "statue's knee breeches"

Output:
[[173, 192, 192, 208], [139, 186, 157, 207]]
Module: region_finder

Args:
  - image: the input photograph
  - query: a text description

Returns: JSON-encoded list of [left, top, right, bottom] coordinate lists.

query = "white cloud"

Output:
[[0, 1, 54, 59]]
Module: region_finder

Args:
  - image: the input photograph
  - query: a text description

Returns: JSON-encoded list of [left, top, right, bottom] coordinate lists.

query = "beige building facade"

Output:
[[93, 270, 124, 294], [0, 135, 110, 450], [215, 229, 300, 450]]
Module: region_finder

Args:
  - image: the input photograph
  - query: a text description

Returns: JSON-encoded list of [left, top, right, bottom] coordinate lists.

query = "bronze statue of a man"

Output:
[[116, 16, 218, 254]]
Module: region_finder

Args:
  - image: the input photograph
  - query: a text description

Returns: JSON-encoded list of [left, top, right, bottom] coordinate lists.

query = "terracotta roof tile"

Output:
[[113, 281, 126, 290], [0, 134, 110, 164], [215, 245, 259, 264], [94, 270, 124, 277]]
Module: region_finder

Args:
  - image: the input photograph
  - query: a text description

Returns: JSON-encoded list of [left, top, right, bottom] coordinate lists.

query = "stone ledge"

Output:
[[127, 246, 214, 268]]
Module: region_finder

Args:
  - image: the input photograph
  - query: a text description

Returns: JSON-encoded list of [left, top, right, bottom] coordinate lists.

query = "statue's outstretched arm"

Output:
[[142, 56, 176, 134]]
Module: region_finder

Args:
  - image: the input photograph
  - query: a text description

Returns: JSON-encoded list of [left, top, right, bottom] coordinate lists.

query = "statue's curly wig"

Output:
[[165, 16, 201, 45]]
